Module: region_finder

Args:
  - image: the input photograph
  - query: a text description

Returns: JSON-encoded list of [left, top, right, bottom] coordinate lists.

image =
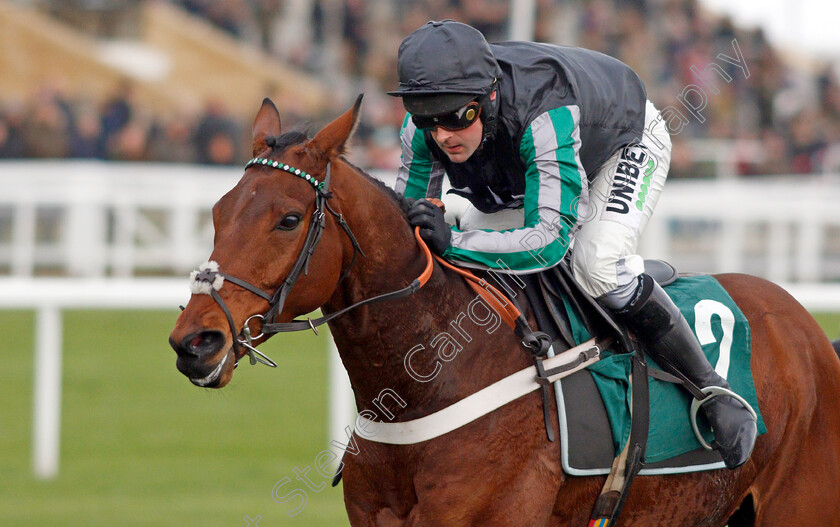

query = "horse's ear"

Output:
[[308, 94, 363, 159], [252, 98, 282, 157]]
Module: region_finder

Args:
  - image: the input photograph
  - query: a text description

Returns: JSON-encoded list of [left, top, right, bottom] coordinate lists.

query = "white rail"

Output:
[[638, 175, 840, 283], [2, 161, 840, 283], [0, 161, 238, 277]]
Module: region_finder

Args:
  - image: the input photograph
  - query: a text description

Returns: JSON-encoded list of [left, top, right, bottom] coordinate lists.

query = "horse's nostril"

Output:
[[178, 330, 226, 357]]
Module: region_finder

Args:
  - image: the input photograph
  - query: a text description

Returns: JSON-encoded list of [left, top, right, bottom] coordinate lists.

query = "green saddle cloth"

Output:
[[563, 274, 767, 463]]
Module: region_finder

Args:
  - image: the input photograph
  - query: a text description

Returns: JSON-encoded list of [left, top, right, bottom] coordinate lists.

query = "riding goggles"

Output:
[[411, 101, 482, 131]]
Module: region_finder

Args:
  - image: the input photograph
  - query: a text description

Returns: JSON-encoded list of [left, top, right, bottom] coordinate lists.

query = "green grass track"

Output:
[[0, 310, 349, 527], [1, 309, 839, 526]]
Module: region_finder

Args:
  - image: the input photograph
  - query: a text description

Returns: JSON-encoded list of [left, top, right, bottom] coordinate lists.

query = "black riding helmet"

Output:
[[388, 20, 501, 135]]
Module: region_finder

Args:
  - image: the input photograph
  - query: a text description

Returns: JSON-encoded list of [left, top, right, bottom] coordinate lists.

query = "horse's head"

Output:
[[169, 96, 363, 387]]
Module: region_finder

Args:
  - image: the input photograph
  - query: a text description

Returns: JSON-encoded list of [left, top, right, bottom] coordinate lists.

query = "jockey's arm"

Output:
[[395, 116, 445, 200], [443, 106, 586, 273]]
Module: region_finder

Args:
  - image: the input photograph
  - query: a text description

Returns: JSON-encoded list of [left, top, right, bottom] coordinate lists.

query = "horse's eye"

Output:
[[276, 214, 302, 231]]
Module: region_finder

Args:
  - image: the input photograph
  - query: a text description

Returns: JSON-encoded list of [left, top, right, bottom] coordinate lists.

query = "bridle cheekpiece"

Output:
[[189, 155, 433, 370], [188, 157, 349, 368]]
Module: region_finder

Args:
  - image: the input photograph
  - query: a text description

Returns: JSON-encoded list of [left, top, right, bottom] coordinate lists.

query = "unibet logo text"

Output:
[[606, 144, 656, 214]]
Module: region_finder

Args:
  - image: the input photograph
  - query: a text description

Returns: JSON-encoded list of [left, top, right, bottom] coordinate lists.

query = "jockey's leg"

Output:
[[572, 101, 756, 469], [607, 274, 758, 469]]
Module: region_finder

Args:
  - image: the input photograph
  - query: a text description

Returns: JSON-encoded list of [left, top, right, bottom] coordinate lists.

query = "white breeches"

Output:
[[572, 100, 671, 305]]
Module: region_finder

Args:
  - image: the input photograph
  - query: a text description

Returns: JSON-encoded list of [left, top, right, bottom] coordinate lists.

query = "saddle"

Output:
[[513, 259, 679, 351], [492, 259, 764, 526], [487, 258, 677, 525]]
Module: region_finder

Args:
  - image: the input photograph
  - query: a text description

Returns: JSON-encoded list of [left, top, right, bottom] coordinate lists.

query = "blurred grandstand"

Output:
[[3, 0, 840, 284], [0, 0, 838, 175]]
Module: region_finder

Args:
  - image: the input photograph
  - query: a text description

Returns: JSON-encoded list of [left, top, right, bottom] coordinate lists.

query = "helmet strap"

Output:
[[479, 85, 500, 142]]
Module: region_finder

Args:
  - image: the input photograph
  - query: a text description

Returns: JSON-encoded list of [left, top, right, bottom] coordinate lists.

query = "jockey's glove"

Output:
[[407, 199, 451, 255]]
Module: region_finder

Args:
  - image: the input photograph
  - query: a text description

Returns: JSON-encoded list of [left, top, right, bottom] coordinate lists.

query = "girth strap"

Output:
[[352, 338, 603, 445]]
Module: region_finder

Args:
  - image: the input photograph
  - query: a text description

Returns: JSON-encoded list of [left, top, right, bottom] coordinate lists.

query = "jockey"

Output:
[[389, 20, 757, 469]]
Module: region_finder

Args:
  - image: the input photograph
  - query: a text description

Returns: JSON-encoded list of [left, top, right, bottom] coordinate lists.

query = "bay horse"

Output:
[[169, 97, 840, 526]]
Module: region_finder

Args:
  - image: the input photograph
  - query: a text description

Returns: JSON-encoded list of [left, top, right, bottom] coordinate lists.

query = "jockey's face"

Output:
[[430, 117, 483, 163]]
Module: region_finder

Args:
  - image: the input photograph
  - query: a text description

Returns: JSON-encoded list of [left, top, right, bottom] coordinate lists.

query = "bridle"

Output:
[[189, 156, 434, 368]]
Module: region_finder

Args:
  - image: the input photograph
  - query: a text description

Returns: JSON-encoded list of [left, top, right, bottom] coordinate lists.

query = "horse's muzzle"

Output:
[[170, 330, 232, 387], [172, 330, 226, 357]]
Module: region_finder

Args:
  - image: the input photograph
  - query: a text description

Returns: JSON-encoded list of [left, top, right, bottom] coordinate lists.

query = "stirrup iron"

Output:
[[689, 386, 757, 450]]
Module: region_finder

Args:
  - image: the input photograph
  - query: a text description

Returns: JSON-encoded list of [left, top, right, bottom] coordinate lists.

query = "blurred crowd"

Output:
[[3, 0, 840, 177], [0, 79, 250, 165]]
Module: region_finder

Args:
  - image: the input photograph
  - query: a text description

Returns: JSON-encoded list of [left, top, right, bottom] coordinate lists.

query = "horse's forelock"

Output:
[[267, 128, 341, 167], [269, 130, 310, 153]]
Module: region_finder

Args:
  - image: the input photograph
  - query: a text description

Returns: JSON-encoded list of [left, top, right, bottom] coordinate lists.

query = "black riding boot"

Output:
[[612, 274, 757, 469]]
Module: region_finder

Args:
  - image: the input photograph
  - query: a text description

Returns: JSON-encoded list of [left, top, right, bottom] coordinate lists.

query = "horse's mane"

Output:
[[269, 130, 413, 216], [343, 159, 414, 215]]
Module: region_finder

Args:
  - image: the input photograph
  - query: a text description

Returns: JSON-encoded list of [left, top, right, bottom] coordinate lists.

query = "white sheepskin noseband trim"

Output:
[[189, 260, 225, 295]]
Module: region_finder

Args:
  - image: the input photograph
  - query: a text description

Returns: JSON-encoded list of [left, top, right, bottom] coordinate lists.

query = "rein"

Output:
[[190, 156, 545, 369]]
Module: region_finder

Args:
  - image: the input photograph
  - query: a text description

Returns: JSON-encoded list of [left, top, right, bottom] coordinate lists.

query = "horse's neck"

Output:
[[324, 168, 528, 419]]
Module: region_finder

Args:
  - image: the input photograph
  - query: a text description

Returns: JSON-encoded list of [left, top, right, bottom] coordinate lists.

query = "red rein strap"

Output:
[[413, 226, 435, 287], [414, 226, 521, 331]]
